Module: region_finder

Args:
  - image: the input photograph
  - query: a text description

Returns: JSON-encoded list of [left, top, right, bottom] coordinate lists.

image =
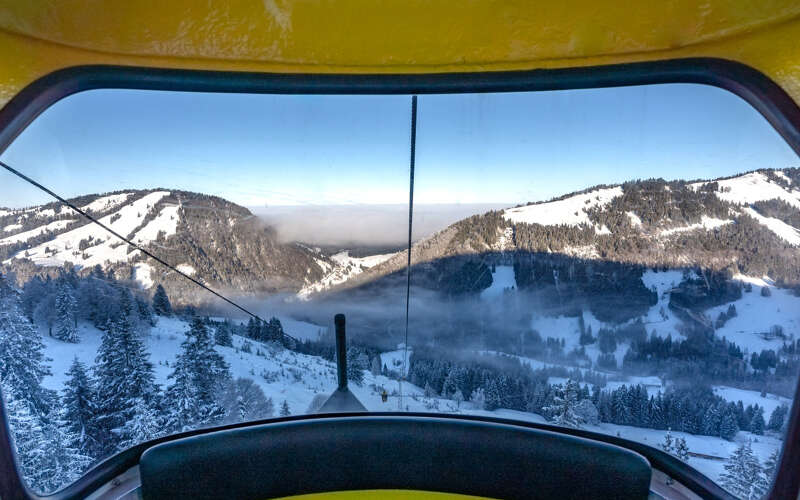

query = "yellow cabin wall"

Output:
[[0, 1, 798, 108]]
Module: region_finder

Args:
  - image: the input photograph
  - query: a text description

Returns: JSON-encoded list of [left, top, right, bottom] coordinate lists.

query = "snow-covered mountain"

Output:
[[326, 168, 800, 293], [4, 168, 800, 302], [0, 190, 332, 302]]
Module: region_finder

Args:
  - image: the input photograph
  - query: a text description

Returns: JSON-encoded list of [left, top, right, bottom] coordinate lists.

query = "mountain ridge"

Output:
[[3, 167, 800, 304]]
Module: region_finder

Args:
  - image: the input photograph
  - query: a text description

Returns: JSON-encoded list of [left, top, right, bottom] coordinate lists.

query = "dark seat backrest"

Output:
[[140, 415, 651, 500]]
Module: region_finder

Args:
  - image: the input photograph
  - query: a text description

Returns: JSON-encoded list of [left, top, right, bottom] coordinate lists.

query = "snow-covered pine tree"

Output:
[[166, 316, 231, 431], [370, 356, 381, 377], [117, 397, 163, 449], [93, 290, 159, 455], [753, 449, 780, 498], [61, 358, 98, 455], [674, 437, 689, 461], [719, 409, 740, 441], [135, 295, 156, 327], [719, 440, 763, 499], [660, 430, 674, 454], [54, 281, 79, 343], [484, 378, 503, 411], [442, 368, 461, 398], [280, 399, 291, 417], [471, 387, 486, 410], [750, 406, 766, 435], [151, 284, 172, 316], [453, 389, 464, 409], [3, 381, 90, 493], [0, 278, 56, 416], [768, 404, 788, 432], [267, 317, 284, 343], [543, 379, 582, 428], [214, 321, 233, 347], [346, 347, 365, 387], [219, 378, 274, 424], [246, 317, 258, 340]]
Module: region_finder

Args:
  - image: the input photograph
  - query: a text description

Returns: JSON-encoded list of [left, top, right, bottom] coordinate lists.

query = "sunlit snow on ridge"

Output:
[[502, 186, 623, 227]]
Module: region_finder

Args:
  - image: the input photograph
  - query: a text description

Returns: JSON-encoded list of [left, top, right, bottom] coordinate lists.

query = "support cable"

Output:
[[399, 95, 417, 410]]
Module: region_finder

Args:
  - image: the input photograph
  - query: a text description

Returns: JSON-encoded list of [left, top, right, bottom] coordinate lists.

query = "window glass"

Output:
[[0, 84, 797, 498]]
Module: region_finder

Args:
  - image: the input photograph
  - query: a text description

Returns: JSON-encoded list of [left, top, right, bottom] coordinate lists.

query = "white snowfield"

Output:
[[380, 345, 412, 376], [709, 171, 800, 209], [4, 191, 171, 268], [80, 193, 133, 213], [2, 223, 22, 233], [480, 265, 516, 300], [298, 250, 396, 298], [175, 264, 196, 276], [0, 219, 75, 246], [502, 186, 623, 227], [626, 211, 642, 227], [659, 216, 732, 237], [707, 283, 800, 353], [712, 386, 792, 418], [131, 204, 180, 244]]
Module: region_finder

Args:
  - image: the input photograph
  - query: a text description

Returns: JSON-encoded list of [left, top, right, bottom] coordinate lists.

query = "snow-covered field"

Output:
[[380, 345, 412, 376], [0, 220, 75, 246], [708, 282, 800, 353], [2, 192, 178, 269], [706, 171, 800, 209], [34, 314, 787, 489], [480, 265, 516, 300], [39, 318, 424, 420], [503, 186, 623, 227], [712, 386, 792, 417]]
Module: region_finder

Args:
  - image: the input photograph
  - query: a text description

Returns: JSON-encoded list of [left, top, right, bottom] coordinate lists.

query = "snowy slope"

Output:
[[480, 265, 516, 300], [710, 171, 800, 208], [707, 284, 800, 352], [34, 316, 786, 489], [712, 386, 791, 417], [380, 345, 412, 376], [81, 193, 133, 213], [641, 270, 686, 340], [742, 207, 800, 245], [503, 186, 623, 227], [298, 250, 396, 297], [39, 318, 427, 419], [0, 220, 75, 245], [4, 192, 170, 268], [131, 204, 180, 244]]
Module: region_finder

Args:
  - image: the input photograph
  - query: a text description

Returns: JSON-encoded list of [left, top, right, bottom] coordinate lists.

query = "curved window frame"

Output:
[[0, 57, 798, 500]]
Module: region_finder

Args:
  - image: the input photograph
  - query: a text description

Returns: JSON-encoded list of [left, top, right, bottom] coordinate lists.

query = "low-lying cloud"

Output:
[[251, 203, 509, 248]]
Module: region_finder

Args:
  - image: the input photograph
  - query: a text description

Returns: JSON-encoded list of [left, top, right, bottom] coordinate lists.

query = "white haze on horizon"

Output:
[[252, 203, 510, 248]]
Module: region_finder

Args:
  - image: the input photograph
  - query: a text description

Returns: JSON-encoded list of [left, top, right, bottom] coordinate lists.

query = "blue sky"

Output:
[[0, 84, 797, 209]]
